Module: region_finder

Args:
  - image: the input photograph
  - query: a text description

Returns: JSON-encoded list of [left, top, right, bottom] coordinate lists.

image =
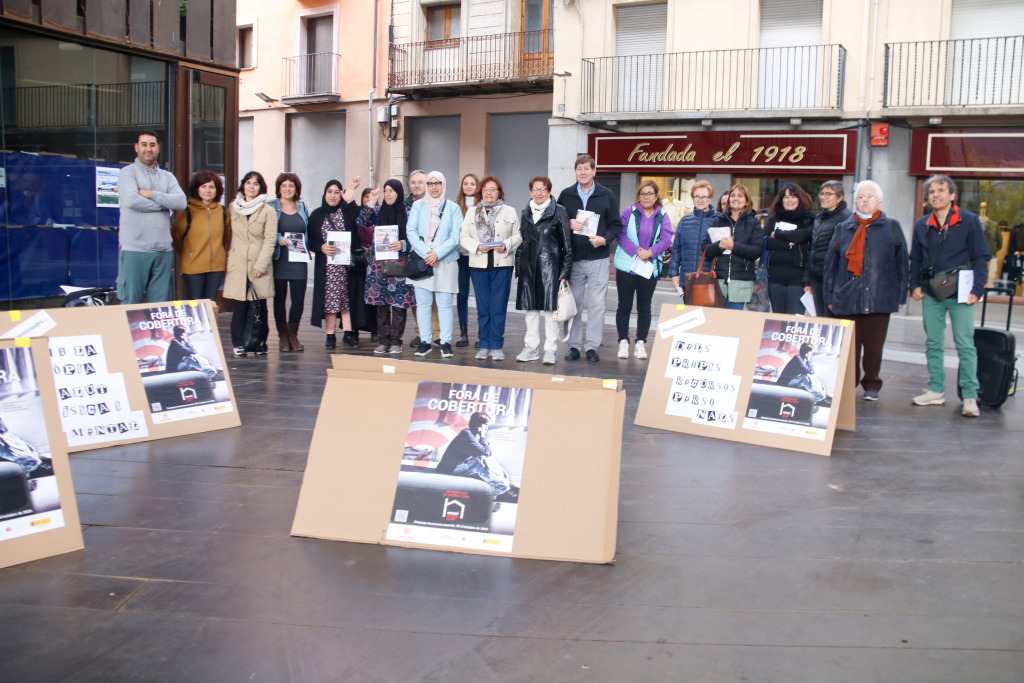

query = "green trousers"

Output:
[[921, 294, 979, 399]]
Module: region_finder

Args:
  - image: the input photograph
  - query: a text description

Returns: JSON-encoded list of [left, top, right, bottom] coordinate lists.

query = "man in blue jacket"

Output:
[[668, 180, 715, 295], [909, 174, 990, 418], [556, 155, 623, 362]]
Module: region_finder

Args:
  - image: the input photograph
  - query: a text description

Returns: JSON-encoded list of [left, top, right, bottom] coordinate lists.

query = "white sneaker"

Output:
[[516, 348, 540, 362], [542, 351, 556, 364], [617, 339, 629, 359], [475, 348, 490, 360], [912, 390, 946, 406], [491, 349, 505, 361], [634, 340, 648, 360], [961, 398, 980, 417]]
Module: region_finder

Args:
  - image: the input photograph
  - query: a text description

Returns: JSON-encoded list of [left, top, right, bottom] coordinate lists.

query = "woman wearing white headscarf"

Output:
[[406, 171, 462, 358]]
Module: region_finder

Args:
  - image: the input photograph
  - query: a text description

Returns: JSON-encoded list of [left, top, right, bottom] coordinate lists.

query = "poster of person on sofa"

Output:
[[127, 303, 233, 424], [743, 319, 845, 440], [387, 381, 533, 553], [0, 346, 65, 541]]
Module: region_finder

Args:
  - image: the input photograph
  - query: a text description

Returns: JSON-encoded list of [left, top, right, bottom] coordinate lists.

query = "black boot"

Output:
[[325, 333, 336, 350], [342, 331, 358, 348], [456, 323, 469, 347]]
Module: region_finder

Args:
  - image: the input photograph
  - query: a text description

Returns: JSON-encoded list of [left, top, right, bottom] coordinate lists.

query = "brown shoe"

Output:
[[277, 322, 293, 352], [287, 321, 304, 351]]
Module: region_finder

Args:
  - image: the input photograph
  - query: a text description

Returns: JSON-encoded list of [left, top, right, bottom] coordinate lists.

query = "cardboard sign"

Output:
[[0, 338, 83, 568], [292, 357, 626, 564], [0, 301, 239, 452], [635, 304, 855, 457]]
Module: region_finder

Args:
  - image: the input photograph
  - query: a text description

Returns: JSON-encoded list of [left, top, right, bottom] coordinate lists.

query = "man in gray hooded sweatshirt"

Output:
[[116, 131, 187, 303]]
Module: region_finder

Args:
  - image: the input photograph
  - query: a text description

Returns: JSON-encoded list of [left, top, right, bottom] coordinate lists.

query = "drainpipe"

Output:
[[861, 0, 880, 181], [368, 0, 379, 188]]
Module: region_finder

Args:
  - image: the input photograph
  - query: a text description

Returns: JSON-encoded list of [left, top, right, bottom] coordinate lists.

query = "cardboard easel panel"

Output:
[[293, 358, 626, 564], [0, 301, 240, 452], [1, 338, 83, 568], [635, 304, 855, 457]]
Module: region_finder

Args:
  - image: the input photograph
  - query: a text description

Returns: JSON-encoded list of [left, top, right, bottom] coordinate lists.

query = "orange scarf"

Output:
[[845, 210, 880, 277]]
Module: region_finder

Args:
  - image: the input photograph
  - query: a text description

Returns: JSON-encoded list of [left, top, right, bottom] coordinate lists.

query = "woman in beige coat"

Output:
[[225, 171, 278, 356], [459, 174, 521, 360]]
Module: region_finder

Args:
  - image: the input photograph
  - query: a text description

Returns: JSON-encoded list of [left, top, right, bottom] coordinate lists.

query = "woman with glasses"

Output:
[[613, 180, 674, 359], [668, 180, 715, 296], [702, 184, 764, 310], [460, 175, 521, 361], [823, 180, 909, 401], [805, 181, 851, 317], [407, 171, 462, 358], [514, 176, 572, 364], [762, 183, 815, 314]]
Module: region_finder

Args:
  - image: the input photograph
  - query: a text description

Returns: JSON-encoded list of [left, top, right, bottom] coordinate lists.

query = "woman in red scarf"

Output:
[[822, 180, 910, 401]]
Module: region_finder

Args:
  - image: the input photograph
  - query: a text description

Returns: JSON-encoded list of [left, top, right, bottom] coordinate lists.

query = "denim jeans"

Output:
[[470, 268, 513, 350], [453, 455, 512, 495], [414, 287, 453, 344]]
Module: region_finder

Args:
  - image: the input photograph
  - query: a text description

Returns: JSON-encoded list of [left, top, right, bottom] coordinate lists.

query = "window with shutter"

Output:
[[614, 3, 667, 113], [758, 0, 823, 109]]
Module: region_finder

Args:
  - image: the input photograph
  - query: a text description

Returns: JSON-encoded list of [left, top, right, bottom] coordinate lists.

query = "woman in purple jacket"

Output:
[[613, 180, 673, 360]]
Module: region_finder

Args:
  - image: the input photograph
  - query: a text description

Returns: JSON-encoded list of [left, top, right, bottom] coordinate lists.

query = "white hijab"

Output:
[[424, 171, 446, 240]]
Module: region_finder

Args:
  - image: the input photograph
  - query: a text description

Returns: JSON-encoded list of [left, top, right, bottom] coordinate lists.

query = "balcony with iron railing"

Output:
[[580, 44, 846, 120], [282, 52, 343, 104], [883, 35, 1024, 113], [389, 30, 554, 95]]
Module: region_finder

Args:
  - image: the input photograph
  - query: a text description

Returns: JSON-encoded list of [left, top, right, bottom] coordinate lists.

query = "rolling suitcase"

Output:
[[958, 287, 1017, 408]]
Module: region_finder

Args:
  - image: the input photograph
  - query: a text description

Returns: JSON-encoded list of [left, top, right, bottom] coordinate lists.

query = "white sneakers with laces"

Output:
[[617, 340, 629, 359], [634, 340, 647, 360], [912, 390, 946, 406]]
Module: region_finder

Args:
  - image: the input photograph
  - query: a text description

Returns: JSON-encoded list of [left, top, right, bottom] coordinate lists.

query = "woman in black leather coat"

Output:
[[763, 183, 815, 314], [701, 184, 764, 310], [514, 175, 573, 364]]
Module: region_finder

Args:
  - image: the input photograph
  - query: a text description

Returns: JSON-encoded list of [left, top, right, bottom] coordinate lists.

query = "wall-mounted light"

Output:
[[789, 118, 802, 126], [701, 119, 713, 127], [928, 116, 942, 125], [255, 92, 278, 104]]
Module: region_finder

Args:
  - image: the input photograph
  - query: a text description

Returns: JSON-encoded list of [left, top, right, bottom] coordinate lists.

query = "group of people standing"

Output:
[[667, 174, 990, 418], [117, 131, 991, 416]]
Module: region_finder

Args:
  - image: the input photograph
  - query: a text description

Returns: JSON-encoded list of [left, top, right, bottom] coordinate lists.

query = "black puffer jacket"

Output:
[[516, 201, 573, 311], [763, 208, 814, 286], [805, 201, 851, 284], [701, 211, 763, 282]]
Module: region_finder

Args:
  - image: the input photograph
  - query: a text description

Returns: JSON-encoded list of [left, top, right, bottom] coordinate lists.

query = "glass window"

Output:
[[237, 26, 254, 69], [427, 4, 460, 42], [956, 179, 1024, 287], [0, 27, 171, 302]]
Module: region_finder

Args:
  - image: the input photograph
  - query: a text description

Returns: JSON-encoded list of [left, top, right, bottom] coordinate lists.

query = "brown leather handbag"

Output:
[[683, 249, 726, 308]]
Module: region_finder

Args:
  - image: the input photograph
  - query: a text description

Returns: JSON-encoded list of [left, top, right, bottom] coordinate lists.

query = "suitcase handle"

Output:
[[980, 286, 1014, 331]]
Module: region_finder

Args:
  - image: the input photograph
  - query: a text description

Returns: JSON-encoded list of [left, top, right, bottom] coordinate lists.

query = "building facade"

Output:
[[549, 0, 1024, 288], [236, 0, 391, 202], [0, 0, 238, 304]]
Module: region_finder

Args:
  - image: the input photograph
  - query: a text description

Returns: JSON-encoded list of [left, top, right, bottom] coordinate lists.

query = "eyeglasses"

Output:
[[692, 195, 711, 200], [819, 191, 836, 197], [482, 187, 499, 193], [856, 195, 876, 201], [530, 187, 549, 193], [426, 181, 442, 187], [638, 191, 657, 198]]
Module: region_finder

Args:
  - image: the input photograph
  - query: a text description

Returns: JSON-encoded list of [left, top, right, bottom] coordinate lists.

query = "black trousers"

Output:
[[768, 281, 805, 314], [181, 271, 224, 300], [615, 269, 659, 343], [273, 278, 306, 326]]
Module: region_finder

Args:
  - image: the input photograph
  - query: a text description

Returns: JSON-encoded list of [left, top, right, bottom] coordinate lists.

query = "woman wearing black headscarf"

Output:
[[358, 179, 416, 354], [308, 178, 362, 349]]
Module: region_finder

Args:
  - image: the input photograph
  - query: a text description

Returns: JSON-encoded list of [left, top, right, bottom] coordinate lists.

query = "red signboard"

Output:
[[588, 130, 856, 175], [870, 123, 889, 147], [909, 129, 1024, 179]]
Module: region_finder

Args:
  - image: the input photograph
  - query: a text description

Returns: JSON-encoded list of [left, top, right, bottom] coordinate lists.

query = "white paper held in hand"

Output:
[[957, 270, 974, 303], [800, 289, 817, 317]]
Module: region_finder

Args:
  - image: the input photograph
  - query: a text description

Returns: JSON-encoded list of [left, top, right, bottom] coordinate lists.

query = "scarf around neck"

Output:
[[232, 193, 268, 217], [845, 209, 881, 277], [475, 199, 504, 243], [529, 197, 551, 224]]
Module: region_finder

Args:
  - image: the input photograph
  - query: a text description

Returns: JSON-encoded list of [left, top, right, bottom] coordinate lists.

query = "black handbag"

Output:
[[382, 259, 407, 278], [404, 251, 433, 281], [242, 281, 269, 352]]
